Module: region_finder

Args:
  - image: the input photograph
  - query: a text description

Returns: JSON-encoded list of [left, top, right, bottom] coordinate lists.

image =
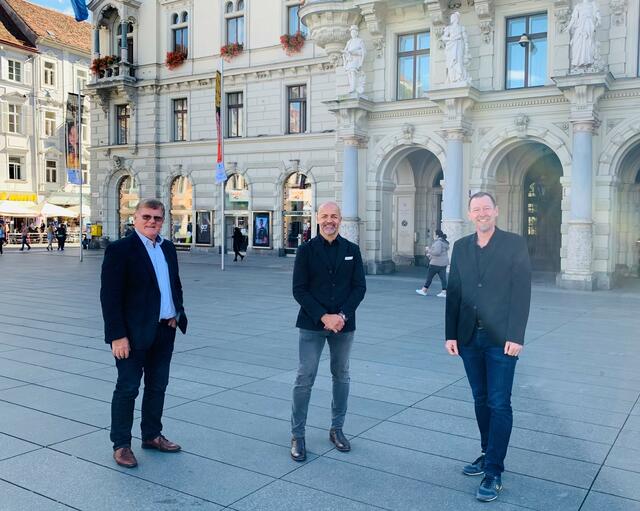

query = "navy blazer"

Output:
[[100, 233, 187, 350], [445, 228, 531, 347], [292, 234, 366, 332]]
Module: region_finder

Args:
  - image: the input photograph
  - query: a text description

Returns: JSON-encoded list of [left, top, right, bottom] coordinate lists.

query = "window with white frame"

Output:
[[44, 111, 56, 137], [286, 1, 307, 36], [8, 60, 21, 82], [82, 163, 88, 185], [77, 70, 87, 92], [8, 104, 22, 134], [116, 104, 130, 145], [397, 32, 430, 100], [225, 1, 245, 45], [505, 13, 548, 89], [287, 85, 306, 134], [173, 98, 188, 141], [81, 112, 88, 143], [8, 156, 23, 180], [46, 160, 57, 183], [227, 92, 243, 138], [170, 11, 189, 55], [43, 61, 56, 87]]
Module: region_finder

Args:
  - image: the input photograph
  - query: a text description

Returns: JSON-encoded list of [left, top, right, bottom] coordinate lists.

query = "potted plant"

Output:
[[90, 56, 107, 77], [280, 31, 306, 56], [165, 50, 188, 70], [220, 42, 243, 62]]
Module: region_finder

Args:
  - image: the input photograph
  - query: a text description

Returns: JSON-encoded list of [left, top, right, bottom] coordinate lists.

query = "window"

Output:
[[173, 98, 188, 141], [44, 111, 56, 137], [46, 160, 57, 183], [287, 85, 306, 134], [227, 92, 243, 138], [8, 156, 23, 180], [506, 13, 547, 89], [77, 70, 87, 92], [287, 3, 308, 36], [171, 11, 188, 55], [397, 32, 430, 100], [225, 2, 245, 44], [8, 104, 22, 134], [116, 22, 135, 64], [44, 61, 56, 86], [116, 104, 130, 145], [82, 163, 88, 185], [81, 113, 88, 143], [8, 60, 21, 82]]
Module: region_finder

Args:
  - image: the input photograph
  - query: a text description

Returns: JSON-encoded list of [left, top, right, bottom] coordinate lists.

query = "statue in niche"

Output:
[[442, 12, 470, 85], [564, 0, 601, 70], [342, 25, 366, 95]]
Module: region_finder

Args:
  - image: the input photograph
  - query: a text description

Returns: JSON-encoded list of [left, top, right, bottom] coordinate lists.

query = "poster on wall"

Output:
[[253, 211, 271, 248], [195, 210, 213, 245]]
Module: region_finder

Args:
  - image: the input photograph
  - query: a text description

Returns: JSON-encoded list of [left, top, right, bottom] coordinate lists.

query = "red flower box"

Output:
[[280, 32, 306, 56], [221, 42, 243, 62], [165, 50, 188, 70]]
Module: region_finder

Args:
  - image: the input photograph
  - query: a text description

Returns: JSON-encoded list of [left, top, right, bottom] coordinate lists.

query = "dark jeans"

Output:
[[291, 328, 354, 438], [20, 236, 30, 250], [110, 323, 176, 450], [57, 238, 65, 250], [458, 328, 518, 476], [423, 264, 447, 290]]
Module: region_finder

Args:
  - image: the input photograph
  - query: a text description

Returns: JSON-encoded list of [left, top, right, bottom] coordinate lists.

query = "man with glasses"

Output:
[[101, 198, 188, 468]]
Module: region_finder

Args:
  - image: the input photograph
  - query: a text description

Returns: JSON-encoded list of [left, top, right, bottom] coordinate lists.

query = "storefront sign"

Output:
[[229, 189, 249, 202]]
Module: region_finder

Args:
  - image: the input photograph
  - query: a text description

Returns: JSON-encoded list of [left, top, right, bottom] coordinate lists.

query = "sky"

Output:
[[29, 0, 79, 18]]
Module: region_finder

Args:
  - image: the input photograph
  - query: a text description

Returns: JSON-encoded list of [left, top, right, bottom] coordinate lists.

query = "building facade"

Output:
[[0, 0, 92, 229], [87, 0, 640, 289]]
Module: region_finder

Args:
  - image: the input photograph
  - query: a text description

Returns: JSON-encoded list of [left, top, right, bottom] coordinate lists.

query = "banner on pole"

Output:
[[65, 93, 82, 178], [69, 0, 89, 21], [215, 162, 226, 184], [215, 70, 223, 165]]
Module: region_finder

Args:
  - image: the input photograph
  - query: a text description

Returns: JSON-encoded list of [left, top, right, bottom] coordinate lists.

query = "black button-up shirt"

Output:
[[321, 235, 341, 271]]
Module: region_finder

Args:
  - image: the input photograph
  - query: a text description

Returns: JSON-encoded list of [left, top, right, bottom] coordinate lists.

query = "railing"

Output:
[[92, 62, 136, 82], [5, 231, 82, 245]]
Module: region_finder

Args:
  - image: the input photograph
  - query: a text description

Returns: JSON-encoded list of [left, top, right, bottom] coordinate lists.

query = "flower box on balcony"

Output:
[[280, 32, 306, 56], [221, 42, 243, 62], [91, 55, 120, 78], [165, 50, 188, 70]]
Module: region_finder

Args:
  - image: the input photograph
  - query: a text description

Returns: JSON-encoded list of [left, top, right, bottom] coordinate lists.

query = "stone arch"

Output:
[[598, 117, 640, 180], [103, 169, 139, 239], [96, 4, 121, 27]]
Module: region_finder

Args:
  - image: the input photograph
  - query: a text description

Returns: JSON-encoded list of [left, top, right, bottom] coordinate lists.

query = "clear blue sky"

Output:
[[30, 0, 79, 17]]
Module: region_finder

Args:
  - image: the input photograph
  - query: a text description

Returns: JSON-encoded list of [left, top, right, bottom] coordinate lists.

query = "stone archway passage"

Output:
[[117, 175, 139, 238]]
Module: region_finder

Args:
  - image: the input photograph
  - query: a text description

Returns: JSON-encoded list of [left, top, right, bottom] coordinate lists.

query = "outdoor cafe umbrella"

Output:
[[39, 202, 78, 217], [0, 200, 40, 217]]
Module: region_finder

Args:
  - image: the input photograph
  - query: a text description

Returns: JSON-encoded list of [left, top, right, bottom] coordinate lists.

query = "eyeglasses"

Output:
[[141, 214, 164, 222]]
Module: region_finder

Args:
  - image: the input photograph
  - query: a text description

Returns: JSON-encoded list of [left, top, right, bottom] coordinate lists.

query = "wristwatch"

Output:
[[338, 312, 348, 322]]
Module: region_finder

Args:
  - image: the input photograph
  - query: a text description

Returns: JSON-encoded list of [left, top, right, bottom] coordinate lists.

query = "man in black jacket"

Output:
[[290, 202, 366, 462], [101, 198, 188, 468], [445, 192, 531, 502]]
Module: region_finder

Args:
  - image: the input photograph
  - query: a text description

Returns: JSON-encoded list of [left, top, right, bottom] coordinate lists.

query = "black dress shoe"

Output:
[[329, 428, 351, 452], [291, 437, 306, 462]]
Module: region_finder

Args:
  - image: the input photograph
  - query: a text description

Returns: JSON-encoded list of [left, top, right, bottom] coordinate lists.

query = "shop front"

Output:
[[282, 172, 312, 254], [224, 174, 249, 252]]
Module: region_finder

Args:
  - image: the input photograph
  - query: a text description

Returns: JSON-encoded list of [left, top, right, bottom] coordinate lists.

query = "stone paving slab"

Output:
[[0, 479, 73, 511], [0, 433, 41, 461]]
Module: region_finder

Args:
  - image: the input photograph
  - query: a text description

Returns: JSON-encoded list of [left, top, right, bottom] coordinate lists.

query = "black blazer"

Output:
[[100, 233, 187, 350], [292, 235, 366, 332], [446, 228, 531, 347]]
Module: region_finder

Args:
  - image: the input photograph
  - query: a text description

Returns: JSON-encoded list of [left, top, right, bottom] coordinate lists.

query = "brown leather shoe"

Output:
[[113, 447, 138, 468], [141, 434, 181, 452]]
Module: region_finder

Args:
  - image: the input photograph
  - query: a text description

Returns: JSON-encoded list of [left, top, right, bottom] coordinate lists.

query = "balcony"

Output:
[[90, 56, 136, 85]]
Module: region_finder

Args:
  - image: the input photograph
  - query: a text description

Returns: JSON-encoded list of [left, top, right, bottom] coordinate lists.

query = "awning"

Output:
[[0, 192, 38, 202], [67, 204, 91, 218], [39, 202, 78, 217], [0, 200, 40, 216], [46, 193, 89, 207]]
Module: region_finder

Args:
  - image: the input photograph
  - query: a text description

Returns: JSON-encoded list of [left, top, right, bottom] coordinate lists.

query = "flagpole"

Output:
[[220, 57, 225, 271], [77, 80, 83, 262]]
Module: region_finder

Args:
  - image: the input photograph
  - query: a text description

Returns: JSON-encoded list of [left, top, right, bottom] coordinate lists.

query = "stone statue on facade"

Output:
[[342, 25, 366, 95], [442, 12, 470, 85], [564, 0, 601, 71]]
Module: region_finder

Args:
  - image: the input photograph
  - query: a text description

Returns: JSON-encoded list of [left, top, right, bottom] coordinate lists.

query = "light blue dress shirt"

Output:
[[136, 230, 177, 320]]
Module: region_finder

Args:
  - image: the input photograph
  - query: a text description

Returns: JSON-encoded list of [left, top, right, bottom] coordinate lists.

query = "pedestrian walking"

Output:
[[101, 198, 188, 469], [290, 201, 366, 462], [0, 222, 5, 255], [19, 223, 31, 251], [56, 224, 67, 251], [46, 224, 54, 251], [232, 226, 245, 262], [416, 229, 450, 297], [445, 192, 531, 502]]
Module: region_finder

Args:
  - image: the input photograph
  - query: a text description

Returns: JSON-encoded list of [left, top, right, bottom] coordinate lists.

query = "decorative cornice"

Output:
[[473, 95, 569, 111], [368, 107, 440, 120]]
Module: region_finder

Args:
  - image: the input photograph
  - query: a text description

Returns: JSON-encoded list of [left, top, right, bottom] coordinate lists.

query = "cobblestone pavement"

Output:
[[0, 246, 639, 510]]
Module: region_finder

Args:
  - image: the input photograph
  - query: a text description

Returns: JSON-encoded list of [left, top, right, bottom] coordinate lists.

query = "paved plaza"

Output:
[[0, 246, 639, 511]]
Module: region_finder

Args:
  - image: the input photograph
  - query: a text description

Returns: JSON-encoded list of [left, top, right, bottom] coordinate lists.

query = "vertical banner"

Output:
[[65, 93, 82, 185], [215, 70, 226, 183]]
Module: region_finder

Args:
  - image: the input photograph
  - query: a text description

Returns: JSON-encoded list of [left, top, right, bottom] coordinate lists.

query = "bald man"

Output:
[[290, 202, 367, 461]]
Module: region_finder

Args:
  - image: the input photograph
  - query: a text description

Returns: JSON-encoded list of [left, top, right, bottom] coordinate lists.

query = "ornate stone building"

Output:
[[87, 0, 640, 289]]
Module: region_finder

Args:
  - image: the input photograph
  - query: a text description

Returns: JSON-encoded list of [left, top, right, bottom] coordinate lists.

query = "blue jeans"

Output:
[[458, 328, 518, 476], [291, 328, 354, 438], [110, 323, 176, 450]]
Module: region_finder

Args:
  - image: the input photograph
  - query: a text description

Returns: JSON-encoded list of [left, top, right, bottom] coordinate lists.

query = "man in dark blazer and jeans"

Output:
[[101, 198, 187, 468], [445, 192, 531, 502], [290, 201, 366, 461]]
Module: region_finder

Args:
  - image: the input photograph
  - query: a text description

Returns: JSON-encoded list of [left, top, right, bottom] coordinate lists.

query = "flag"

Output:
[[67, 169, 82, 185], [215, 70, 222, 164], [70, 0, 89, 21], [65, 93, 81, 175]]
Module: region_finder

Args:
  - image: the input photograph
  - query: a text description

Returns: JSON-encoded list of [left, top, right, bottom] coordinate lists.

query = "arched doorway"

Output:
[[117, 175, 139, 238], [170, 175, 193, 245], [283, 172, 312, 254], [493, 142, 563, 273], [224, 173, 249, 253]]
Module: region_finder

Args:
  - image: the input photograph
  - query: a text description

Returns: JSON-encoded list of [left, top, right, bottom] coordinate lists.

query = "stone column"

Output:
[[341, 136, 361, 244], [441, 129, 466, 246], [93, 26, 100, 59], [120, 20, 128, 63]]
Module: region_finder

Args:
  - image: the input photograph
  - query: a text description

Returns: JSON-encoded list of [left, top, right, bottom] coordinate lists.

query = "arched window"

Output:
[[283, 172, 312, 253], [635, 169, 640, 184], [181, 11, 188, 22], [170, 176, 193, 244], [225, 1, 234, 14], [171, 13, 179, 24], [225, 0, 244, 45], [225, 173, 249, 210], [170, 10, 188, 56], [117, 176, 139, 238], [237, 0, 244, 10]]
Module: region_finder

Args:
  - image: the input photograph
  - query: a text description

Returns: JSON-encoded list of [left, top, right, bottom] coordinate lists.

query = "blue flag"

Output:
[[67, 169, 82, 185], [70, 0, 89, 22]]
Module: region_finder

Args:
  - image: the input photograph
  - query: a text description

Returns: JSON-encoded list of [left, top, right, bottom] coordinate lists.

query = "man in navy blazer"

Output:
[[290, 202, 366, 461], [445, 192, 531, 502], [101, 198, 187, 468]]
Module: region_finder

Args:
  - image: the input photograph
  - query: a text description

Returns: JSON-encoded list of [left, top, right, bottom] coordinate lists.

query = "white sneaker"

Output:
[[437, 291, 447, 298], [416, 289, 427, 296]]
